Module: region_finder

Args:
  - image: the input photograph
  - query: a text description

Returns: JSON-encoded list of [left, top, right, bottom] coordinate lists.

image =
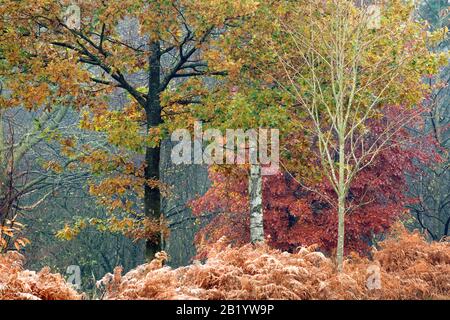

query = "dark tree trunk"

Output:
[[444, 217, 450, 237], [144, 41, 163, 259]]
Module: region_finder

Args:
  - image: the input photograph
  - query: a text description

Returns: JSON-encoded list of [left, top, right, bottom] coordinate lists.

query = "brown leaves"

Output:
[[0, 219, 29, 253], [0, 251, 81, 300], [2, 226, 448, 300], [101, 228, 450, 300]]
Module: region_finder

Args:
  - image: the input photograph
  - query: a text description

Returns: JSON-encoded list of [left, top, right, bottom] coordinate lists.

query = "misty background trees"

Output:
[[0, 0, 448, 291]]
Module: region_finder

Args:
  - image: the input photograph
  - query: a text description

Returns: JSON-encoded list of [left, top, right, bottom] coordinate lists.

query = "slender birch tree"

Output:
[[269, 0, 446, 271]]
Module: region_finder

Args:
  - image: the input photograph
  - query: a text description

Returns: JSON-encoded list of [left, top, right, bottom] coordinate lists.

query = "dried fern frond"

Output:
[[0, 251, 82, 300], [102, 227, 450, 300]]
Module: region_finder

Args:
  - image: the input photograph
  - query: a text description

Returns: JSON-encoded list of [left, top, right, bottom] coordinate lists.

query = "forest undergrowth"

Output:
[[1, 225, 449, 300]]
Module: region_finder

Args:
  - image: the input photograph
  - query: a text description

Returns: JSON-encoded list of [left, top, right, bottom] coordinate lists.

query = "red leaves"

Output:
[[190, 114, 438, 256]]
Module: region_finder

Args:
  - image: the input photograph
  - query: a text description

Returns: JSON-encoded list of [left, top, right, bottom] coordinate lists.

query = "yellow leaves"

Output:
[[107, 216, 135, 234], [56, 224, 79, 241], [77, 145, 142, 177], [55, 215, 167, 243], [77, 145, 145, 215], [0, 227, 14, 238], [6, 81, 51, 110], [88, 173, 144, 211], [147, 126, 163, 148], [427, 26, 449, 46], [437, 51, 450, 67], [204, 49, 221, 65], [56, 218, 96, 241], [79, 149, 111, 173], [136, 0, 260, 41], [59, 137, 77, 158], [79, 111, 91, 130], [28, 83, 50, 109], [184, 0, 259, 26], [43, 160, 63, 174], [0, 219, 29, 252], [127, 217, 170, 243], [80, 105, 147, 152], [13, 238, 30, 251]]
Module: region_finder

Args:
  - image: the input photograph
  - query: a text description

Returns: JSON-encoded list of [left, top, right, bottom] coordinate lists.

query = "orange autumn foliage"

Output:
[[0, 252, 82, 300], [1, 224, 448, 300], [100, 225, 449, 300]]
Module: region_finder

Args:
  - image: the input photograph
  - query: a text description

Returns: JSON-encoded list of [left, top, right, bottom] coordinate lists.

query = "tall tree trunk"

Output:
[[0, 110, 5, 186], [0, 110, 4, 170], [0, 110, 5, 223], [444, 217, 450, 237], [336, 191, 345, 272], [336, 136, 346, 272], [249, 163, 264, 243], [144, 41, 163, 259]]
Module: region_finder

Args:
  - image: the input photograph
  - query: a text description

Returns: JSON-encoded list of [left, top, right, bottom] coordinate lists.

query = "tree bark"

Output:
[[0, 110, 5, 187], [336, 136, 346, 272], [444, 217, 450, 237], [0, 110, 4, 170], [144, 41, 163, 259], [336, 191, 345, 272], [249, 163, 264, 243]]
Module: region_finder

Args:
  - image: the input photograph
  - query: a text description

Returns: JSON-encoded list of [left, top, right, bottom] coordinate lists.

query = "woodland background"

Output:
[[0, 0, 449, 298]]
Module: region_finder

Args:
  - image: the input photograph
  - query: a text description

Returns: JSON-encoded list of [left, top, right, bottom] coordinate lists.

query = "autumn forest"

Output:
[[0, 0, 449, 302]]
